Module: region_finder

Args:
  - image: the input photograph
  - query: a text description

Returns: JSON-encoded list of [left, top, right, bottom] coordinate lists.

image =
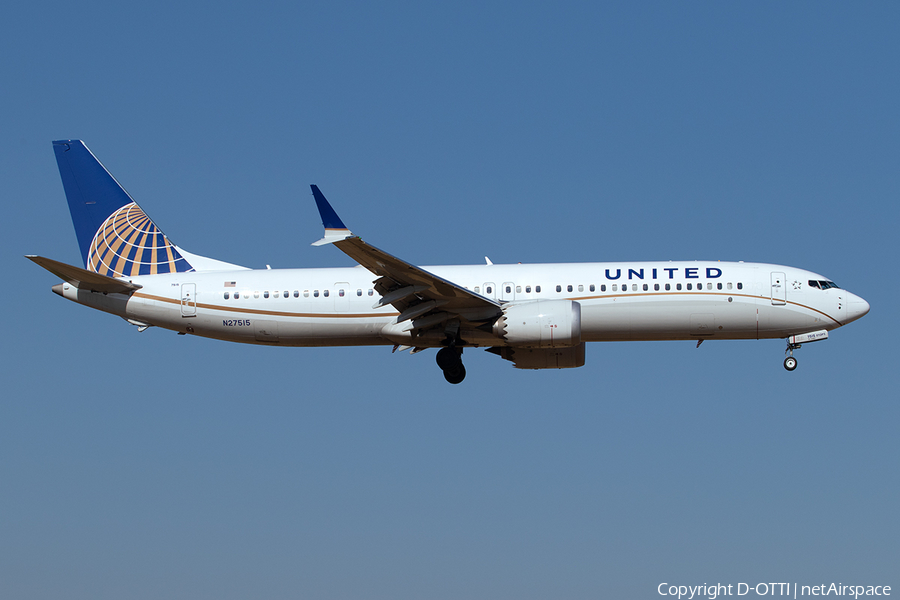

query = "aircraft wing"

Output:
[[27, 255, 142, 293], [310, 186, 501, 326]]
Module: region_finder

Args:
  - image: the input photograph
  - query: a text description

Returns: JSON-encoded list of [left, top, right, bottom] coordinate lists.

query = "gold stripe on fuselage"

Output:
[[133, 290, 840, 325]]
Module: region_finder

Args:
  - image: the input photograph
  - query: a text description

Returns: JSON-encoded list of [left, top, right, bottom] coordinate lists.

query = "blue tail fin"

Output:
[[52, 140, 194, 277]]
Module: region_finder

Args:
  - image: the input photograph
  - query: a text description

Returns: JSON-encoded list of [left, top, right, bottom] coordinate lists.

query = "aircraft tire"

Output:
[[436, 347, 461, 370], [784, 356, 798, 371], [443, 363, 466, 384]]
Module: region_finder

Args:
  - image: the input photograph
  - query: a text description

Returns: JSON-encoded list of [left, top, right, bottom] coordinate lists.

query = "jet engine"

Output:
[[488, 343, 586, 369], [492, 299, 582, 348]]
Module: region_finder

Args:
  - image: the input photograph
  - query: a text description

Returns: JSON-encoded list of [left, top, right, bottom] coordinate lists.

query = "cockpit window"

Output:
[[808, 280, 820, 289], [810, 280, 840, 290]]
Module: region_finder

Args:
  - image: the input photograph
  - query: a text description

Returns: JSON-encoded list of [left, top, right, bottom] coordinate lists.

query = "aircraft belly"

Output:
[[579, 301, 633, 341], [126, 294, 177, 326], [580, 296, 760, 342], [72, 288, 130, 318], [757, 303, 825, 337], [276, 317, 392, 346]]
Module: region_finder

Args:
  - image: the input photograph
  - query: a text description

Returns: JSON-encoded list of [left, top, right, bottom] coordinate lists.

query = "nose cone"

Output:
[[846, 293, 870, 324]]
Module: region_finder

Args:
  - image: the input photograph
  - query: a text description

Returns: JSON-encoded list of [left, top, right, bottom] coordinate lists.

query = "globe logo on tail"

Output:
[[87, 202, 192, 277]]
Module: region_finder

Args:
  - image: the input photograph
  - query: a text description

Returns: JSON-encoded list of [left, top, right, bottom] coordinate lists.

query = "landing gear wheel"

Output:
[[784, 356, 798, 371], [436, 347, 466, 384], [436, 347, 460, 370], [443, 363, 466, 384]]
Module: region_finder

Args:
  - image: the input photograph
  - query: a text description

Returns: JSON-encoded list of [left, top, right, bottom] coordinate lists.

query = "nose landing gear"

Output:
[[784, 340, 800, 371], [436, 346, 466, 384], [782, 330, 829, 372]]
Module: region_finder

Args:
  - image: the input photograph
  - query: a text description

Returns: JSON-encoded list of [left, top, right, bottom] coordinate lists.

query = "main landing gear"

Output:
[[436, 346, 466, 384]]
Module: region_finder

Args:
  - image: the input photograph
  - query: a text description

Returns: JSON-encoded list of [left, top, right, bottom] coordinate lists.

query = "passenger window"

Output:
[[687, 283, 692, 290], [368, 289, 374, 296], [254, 291, 259, 298], [589, 284, 595, 292], [324, 290, 330, 297], [676, 283, 682, 290], [536, 285, 541, 293], [301, 290, 307, 298], [556, 285, 562, 293], [486, 286, 492, 294], [601, 284, 606, 292], [525, 286, 531, 293], [264, 291, 269, 298], [632, 284, 638, 291], [643, 284, 649, 291], [578, 285, 584, 292], [314, 290, 319, 297], [707, 283, 712, 290], [727, 283, 733, 290], [224, 292, 230, 299], [665, 283, 670, 291], [612, 284, 618, 292], [567, 285, 573, 292], [737, 283, 743, 290], [505, 285, 512, 294], [516, 286, 521, 293], [339, 289, 345, 297], [717, 283, 723, 290], [654, 283, 659, 291], [357, 289, 362, 296]]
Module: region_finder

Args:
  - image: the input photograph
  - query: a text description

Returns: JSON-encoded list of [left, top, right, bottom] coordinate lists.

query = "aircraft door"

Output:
[[482, 282, 496, 300], [334, 282, 350, 312], [181, 283, 197, 317], [501, 282, 516, 302], [770, 272, 786, 305]]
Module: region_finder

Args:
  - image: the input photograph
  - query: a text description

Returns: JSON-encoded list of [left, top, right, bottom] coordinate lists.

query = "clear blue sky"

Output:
[[2, 2, 897, 598]]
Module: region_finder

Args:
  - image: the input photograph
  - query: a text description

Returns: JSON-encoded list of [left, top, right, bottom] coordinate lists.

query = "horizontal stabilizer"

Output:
[[26, 255, 142, 293]]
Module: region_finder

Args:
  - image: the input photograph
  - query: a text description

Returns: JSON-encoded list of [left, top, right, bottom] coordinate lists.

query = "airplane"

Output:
[[29, 140, 870, 384]]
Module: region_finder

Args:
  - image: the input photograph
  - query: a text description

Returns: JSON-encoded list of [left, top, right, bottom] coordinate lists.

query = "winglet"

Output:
[[310, 185, 353, 246]]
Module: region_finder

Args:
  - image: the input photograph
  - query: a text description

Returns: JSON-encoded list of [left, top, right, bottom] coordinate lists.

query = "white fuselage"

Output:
[[56, 260, 869, 347]]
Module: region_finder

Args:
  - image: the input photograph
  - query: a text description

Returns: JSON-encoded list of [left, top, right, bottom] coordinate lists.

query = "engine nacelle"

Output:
[[492, 299, 582, 348], [489, 343, 586, 369]]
